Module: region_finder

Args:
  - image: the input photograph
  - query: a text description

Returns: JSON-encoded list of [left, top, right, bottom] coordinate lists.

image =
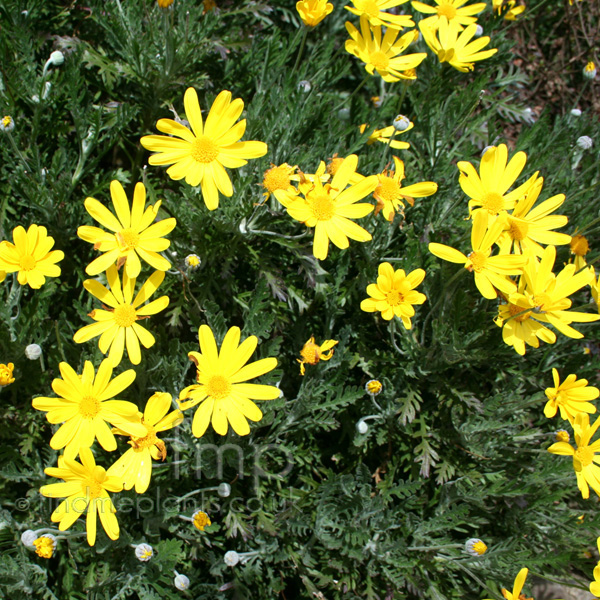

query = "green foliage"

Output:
[[1, 0, 599, 599]]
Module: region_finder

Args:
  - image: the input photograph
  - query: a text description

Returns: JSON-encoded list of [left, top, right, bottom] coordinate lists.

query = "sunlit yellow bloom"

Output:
[[359, 122, 413, 150], [111, 392, 183, 493], [0, 363, 15, 386], [262, 163, 297, 200], [141, 88, 267, 210], [78, 181, 176, 278], [33, 535, 56, 559], [429, 211, 526, 299], [496, 245, 599, 355], [0, 224, 64, 289], [179, 325, 279, 437], [419, 18, 497, 72], [458, 144, 539, 216], [360, 262, 426, 328], [373, 156, 438, 221], [345, 0, 414, 29], [32, 358, 145, 455], [40, 447, 123, 546], [345, 16, 427, 82], [483, 568, 540, 600], [548, 413, 600, 499], [296, 0, 334, 27], [74, 265, 169, 367], [570, 234, 589, 271], [298, 336, 338, 375], [412, 0, 486, 29], [496, 176, 571, 257], [192, 509, 212, 531], [544, 368, 598, 423]]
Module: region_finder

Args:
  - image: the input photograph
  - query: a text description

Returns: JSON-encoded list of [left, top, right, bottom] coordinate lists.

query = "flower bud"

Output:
[[135, 543, 154, 561], [21, 530, 37, 549], [48, 50, 65, 66], [393, 114, 411, 132], [474, 24, 483, 37], [465, 538, 487, 556], [224, 550, 240, 566], [571, 108, 582, 117], [577, 135, 593, 150], [298, 80, 311, 93], [174, 573, 190, 590], [356, 419, 368, 435], [25, 344, 42, 360], [218, 482, 231, 498]]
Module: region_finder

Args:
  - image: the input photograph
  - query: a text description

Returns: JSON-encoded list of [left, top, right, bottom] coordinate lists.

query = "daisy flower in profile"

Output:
[[298, 336, 338, 375], [274, 155, 378, 260], [0, 224, 64, 289], [111, 392, 183, 493], [457, 144, 539, 216], [429, 210, 526, 299], [32, 359, 145, 456], [178, 325, 279, 437], [569, 234, 589, 271], [373, 156, 438, 222], [345, 0, 415, 29], [544, 368, 598, 423], [359, 122, 414, 150], [495, 176, 571, 257], [140, 88, 268, 211], [412, 0, 486, 29], [77, 181, 176, 278], [548, 412, 600, 499], [345, 17, 427, 82], [296, 0, 334, 27], [419, 19, 498, 73], [262, 163, 297, 200], [73, 265, 169, 367], [361, 262, 426, 327], [40, 447, 123, 546], [464, 538, 487, 556]]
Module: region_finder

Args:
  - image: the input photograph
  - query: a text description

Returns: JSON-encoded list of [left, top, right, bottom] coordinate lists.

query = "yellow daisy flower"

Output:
[[73, 265, 169, 367], [458, 144, 539, 216], [77, 181, 176, 278], [345, 16, 427, 82], [296, 0, 334, 27], [419, 19, 498, 72], [140, 88, 268, 211], [496, 176, 571, 257], [429, 210, 526, 299], [0, 363, 15, 386], [412, 0, 486, 29], [274, 154, 378, 260], [40, 447, 123, 546], [483, 568, 538, 600], [298, 336, 338, 375], [111, 392, 183, 493], [178, 325, 279, 437], [496, 245, 599, 355], [192, 509, 212, 531], [548, 413, 600, 500], [359, 123, 414, 150], [262, 163, 297, 200], [344, 0, 414, 29], [570, 234, 589, 271], [590, 548, 600, 597], [493, 0, 525, 20], [360, 262, 426, 328], [0, 224, 64, 289], [373, 156, 438, 222], [32, 358, 145, 455], [544, 368, 599, 423]]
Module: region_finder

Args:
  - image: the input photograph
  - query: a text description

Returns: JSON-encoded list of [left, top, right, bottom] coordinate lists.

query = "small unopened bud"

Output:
[[48, 50, 65, 66], [356, 419, 368, 435], [393, 114, 411, 132], [174, 573, 190, 590], [21, 530, 37, 549], [218, 483, 231, 498], [571, 108, 582, 117], [338, 107, 350, 121], [298, 80, 311, 93], [135, 543, 154, 561], [224, 550, 240, 566], [583, 61, 597, 80], [465, 538, 487, 556], [577, 135, 593, 150], [25, 344, 42, 360], [474, 24, 483, 37]]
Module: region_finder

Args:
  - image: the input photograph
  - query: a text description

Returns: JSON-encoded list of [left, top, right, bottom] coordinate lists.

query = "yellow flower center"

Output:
[[508, 303, 531, 322], [300, 341, 321, 365], [79, 395, 101, 418], [366, 380, 382, 395], [507, 217, 529, 241], [83, 478, 104, 499], [193, 510, 212, 531], [19, 254, 37, 271], [116, 229, 140, 251], [191, 136, 219, 163], [480, 192, 504, 214], [467, 251, 487, 272], [2, 116, 12, 128], [570, 234, 589, 256], [33, 537, 54, 559], [369, 50, 390, 70], [472, 541, 487, 555], [310, 194, 335, 221], [585, 61, 596, 73], [575, 445, 594, 467], [376, 177, 401, 203], [357, 0, 380, 17], [113, 304, 137, 327], [206, 374, 232, 400], [403, 68, 417, 79], [131, 427, 158, 451], [385, 289, 404, 306], [263, 166, 291, 193], [437, 3, 457, 18], [532, 293, 552, 312]]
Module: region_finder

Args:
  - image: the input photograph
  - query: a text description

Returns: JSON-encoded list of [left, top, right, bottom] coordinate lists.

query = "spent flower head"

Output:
[[298, 336, 338, 375]]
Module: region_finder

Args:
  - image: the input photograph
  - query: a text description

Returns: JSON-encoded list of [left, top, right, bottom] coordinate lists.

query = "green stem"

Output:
[[377, 129, 397, 172], [292, 27, 309, 75]]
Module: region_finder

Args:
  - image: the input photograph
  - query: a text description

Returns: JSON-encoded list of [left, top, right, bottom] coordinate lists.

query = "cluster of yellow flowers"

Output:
[[428, 144, 599, 355]]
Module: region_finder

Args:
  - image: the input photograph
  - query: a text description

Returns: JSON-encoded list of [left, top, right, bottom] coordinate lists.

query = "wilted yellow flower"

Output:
[[192, 510, 212, 531], [0, 363, 15, 387], [33, 535, 56, 559], [419, 19, 498, 72], [345, 16, 427, 82], [0, 224, 64, 289], [141, 88, 267, 210], [296, 0, 334, 27], [412, 0, 486, 29], [345, 0, 414, 29], [361, 262, 426, 328], [544, 368, 598, 423], [298, 336, 338, 375], [570, 234, 589, 271]]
